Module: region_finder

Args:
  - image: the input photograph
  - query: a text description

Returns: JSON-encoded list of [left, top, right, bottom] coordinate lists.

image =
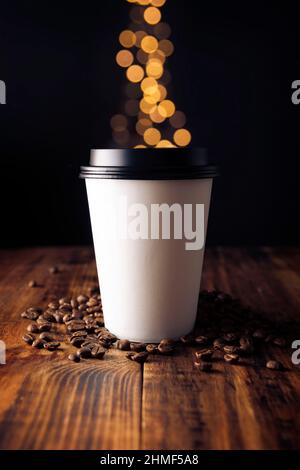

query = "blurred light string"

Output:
[[111, 0, 192, 149]]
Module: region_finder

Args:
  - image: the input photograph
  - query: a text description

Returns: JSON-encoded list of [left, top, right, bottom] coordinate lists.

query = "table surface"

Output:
[[0, 246, 299, 450]]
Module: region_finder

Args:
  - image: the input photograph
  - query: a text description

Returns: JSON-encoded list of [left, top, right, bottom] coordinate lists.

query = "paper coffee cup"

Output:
[[80, 149, 218, 343]]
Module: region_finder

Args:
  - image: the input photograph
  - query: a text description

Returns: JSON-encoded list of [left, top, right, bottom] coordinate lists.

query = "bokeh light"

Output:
[[113, 0, 192, 149], [116, 50, 134, 68], [173, 129, 192, 147]]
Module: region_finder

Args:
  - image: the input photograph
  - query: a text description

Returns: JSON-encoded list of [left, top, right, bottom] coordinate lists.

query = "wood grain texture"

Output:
[[0, 247, 299, 450]]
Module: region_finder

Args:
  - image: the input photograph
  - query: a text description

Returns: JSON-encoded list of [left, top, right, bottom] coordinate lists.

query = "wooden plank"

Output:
[[141, 247, 300, 450], [0, 247, 142, 450]]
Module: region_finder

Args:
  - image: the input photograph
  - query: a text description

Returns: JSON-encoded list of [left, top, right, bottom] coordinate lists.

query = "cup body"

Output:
[[86, 177, 213, 343]]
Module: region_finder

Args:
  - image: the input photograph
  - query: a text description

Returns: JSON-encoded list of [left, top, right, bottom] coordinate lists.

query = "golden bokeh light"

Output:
[[146, 59, 164, 79], [144, 128, 161, 146], [116, 50, 134, 68], [113, 0, 192, 149], [134, 30, 147, 47], [125, 99, 140, 116], [136, 118, 152, 135], [169, 111, 186, 128], [126, 65, 145, 83], [119, 30, 136, 48], [140, 98, 156, 115], [151, 0, 166, 7], [158, 39, 174, 57], [158, 99, 176, 118], [156, 140, 175, 148], [141, 35, 159, 53], [153, 22, 171, 39], [173, 129, 192, 147], [149, 106, 166, 123], [144, 7, 162, 25], [110, 114, 128, 131]]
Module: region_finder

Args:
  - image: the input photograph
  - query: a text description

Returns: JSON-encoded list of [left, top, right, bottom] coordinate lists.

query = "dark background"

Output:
[[0, 0, 299, 247]]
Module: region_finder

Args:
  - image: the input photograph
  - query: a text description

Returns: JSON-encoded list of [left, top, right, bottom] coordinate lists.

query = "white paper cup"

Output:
[[80, 149, 218, 343]]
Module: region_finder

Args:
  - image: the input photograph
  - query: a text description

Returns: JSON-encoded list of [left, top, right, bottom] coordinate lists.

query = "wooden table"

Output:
[[0, 247, 299, 450]]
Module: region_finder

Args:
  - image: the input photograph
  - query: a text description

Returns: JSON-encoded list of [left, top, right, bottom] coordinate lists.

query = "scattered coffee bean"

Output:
[[194, 362, 213, 372], [158, 343, 175, 355], [160, 338, 176, 347], [42, 310, 56, 322], [130, 342, 146, 352], [28, 280, 37, 288], [91, 345, 106, 359], [77, 295, 88, 304], [48, 301, 59, 310], [127, 352, 148, 364], [39, 332, 55, 341], [22, 333, 35, 345], [86, 298, 99, 308], [68, 353, 80, 363], [27, 323, 39, 333], [266, 360, 283, 370], [117, 339, 131, 351], [224, 353, 239, 364], [146, 344, 158, 354], [38, 322, 52, 332], [67, 320, 86, 332], [223, 344, 240, 354], [239, 336, 254, 355], [77, 347, 92, 359], [44, 342, 60, 351], [195, 336, 210, 346], [63, 313, 73, 323], [21, 308, 41, 321], [213, 338, 225, 350], [32, 339, 46, 349], [195, 349, 213, 361], [70, 298, 78, 309], [223, 333, 238, 343], [180, 334, 194, 345]]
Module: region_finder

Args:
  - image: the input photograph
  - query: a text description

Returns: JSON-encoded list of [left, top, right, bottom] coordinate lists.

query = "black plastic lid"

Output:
[[79, 148, 218, 180]]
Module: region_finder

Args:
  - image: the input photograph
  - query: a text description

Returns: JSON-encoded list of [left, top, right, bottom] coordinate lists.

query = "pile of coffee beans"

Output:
[[20, 288, 293, 372]]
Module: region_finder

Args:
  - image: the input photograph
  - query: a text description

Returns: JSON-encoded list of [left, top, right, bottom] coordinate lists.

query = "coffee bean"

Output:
[[91, 345, 106, 359], [71, 336, 87, 348], [127, 352, 148, 364], [159, 338, 176, 347], [39, 332, 55, 341], [42, 310, 56, 322], [22, 333, 35, 345], [223, 344, 240, 354], [195, 336, 210, 346], [67, 320, 86, 332], [146, 344, 158, 354], [54, 312, 64, 324], [86, 298, 99, 308], [70, 298, 78, 309], [49, 266, 59, 274], [87, 286, 100, 297], [213, 338, 225, 350], [77, 295, 88, 304], [70, 330, 88, 339], [224, 353, 239, 364], [21, 307, 42, 321], [117, 339, 131, 351], [77, 347, 92, 359], [27, 323, 39, 333], [32, 339, 46, 349], [78, 304, 87, 312], [195, 349, 213, 361], [80, 340, 99, 350], [194, 362, 213, 372], [273, 337, 286, 348], [28, 280, 37, 288], [59, 297, 70, 305], [38, 322, 52, 332], [130, 343, 146, 352], [68, 353, 80, 363], [223, 332, 238, 343], [48, 301, 59, 310], [158, 343, 175, 355], [180, 334, 194, 345], [63, 313, 73, 323], [266, 360, 283, 370], [239, 336, 254, 355], [98, 332, 117, 344], [44, 342, 60, 351]]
